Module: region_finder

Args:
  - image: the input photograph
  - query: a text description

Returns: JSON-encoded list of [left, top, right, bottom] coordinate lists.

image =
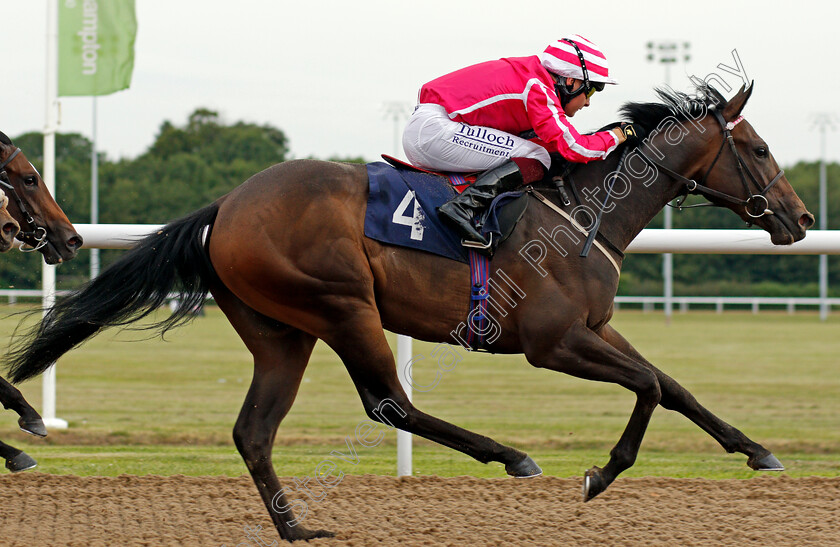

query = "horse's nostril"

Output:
[[67, 235, 84, 250], [799, 213, 815, 229], [3, 221, 19, 237]]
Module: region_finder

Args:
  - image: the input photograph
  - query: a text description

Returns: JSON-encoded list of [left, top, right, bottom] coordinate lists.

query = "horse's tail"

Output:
[[4, 203, 220, 384]]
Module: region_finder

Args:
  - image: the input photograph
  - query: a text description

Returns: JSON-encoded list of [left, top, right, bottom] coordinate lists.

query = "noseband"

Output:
[[0, 147, 49, 252], [638, 109, 784, 221]]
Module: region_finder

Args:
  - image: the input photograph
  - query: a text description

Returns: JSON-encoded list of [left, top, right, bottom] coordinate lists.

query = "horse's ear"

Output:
[[722, 81, 754, 119]]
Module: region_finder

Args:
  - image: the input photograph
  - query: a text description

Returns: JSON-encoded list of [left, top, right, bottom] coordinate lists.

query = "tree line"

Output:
[[1, 108, 837, 296]]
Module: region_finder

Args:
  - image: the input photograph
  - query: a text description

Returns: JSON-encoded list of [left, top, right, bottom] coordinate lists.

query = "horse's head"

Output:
[[0, 131, 83, 263], [625, 85, 815, 245], [680, 85, 814, 244], [0, 189, 21, 252]]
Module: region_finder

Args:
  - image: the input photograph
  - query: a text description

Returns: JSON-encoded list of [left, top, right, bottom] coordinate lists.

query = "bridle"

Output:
[[0, 147, 49, 252], [638, 108, 784, 221]]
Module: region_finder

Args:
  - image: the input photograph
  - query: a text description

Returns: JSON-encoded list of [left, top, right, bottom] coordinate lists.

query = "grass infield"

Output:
[[2, 305, 838, 478]]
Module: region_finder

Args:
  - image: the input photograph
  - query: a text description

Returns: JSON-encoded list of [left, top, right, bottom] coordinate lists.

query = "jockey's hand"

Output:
[[620, 123, 646, 146]]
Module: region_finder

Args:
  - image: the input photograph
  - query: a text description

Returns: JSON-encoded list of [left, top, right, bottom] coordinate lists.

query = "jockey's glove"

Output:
[[620, 123, 646, 146]]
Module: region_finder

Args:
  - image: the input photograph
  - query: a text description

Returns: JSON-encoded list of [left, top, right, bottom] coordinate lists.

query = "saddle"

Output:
[[365, 156, 530, 262]]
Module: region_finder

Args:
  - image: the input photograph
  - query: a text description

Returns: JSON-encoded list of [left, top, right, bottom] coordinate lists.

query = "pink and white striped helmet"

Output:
[[540, 35, 618, 85]]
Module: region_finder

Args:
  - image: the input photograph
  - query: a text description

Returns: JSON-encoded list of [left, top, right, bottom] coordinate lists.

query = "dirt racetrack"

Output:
[[1, 474, 839, 546]]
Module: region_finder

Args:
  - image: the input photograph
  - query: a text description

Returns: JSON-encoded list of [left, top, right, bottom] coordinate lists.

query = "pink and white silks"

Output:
[[402, 55, 618, 173]]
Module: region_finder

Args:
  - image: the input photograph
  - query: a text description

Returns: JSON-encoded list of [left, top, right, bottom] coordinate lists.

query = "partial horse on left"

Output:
[[0, 131, 84, 471], [0, 188, 47, 471], [0, 131, 83, 262]]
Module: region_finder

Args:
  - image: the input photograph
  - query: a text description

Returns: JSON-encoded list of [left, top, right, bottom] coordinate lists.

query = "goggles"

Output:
[[585, 81, 605, 99]]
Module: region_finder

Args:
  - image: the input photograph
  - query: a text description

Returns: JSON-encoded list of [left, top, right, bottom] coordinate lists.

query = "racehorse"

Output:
[[0, 188, 47, 472], [4, 84, 815, 542], [0, 129, 83, 470], [0, 131, 83, 263], [0, 189, 20, 252]]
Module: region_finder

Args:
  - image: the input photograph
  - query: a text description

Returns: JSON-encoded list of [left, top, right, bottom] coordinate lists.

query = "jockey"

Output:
[[403, 35, 636, 249]]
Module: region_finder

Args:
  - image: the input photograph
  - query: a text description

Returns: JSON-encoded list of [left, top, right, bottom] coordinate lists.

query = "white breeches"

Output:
[[402, 104, 550, 173]]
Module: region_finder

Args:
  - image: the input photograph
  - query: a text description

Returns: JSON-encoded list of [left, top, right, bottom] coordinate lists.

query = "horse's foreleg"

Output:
[[326, 310, 539, 477], [214, 290, 334, 543], [0, 439, 21, 461], [0, 376, 46, 437], [0, 439, 36, 472], [598, 324, 783, 470], [527, 320, 662, 501]]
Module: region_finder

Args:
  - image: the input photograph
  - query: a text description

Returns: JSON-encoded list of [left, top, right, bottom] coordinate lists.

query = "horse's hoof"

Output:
[[5, 452, 37, 473], [290, 527, 335, 541], [583, 466, 607, 502], [19, 416, 47, 437], [505, 455, 542, 478], [748, 452, 784, 471]]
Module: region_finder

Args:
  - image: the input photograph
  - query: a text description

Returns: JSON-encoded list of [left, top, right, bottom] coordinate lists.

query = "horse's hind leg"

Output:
[[598, 324, 783, 470], [213, 289, 334, 542], [0, 376, 46, 437], [323, 309, 539, 476]]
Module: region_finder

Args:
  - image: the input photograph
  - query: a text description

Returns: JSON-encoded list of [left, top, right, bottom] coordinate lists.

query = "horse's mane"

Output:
[[563, 84, 730, 187], [618, 83, 727, 135], [0, 131, 11, 145]]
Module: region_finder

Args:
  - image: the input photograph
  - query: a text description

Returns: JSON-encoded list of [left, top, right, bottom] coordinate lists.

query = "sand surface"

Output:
[[1, 474, 839, 546]]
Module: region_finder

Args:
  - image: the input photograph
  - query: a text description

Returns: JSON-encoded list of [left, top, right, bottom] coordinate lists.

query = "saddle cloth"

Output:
[[364, 160, 528, 263]]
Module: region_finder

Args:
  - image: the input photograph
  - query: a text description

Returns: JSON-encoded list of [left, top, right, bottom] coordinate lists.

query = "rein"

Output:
[[637, 109, 784, 221], [580, 146, 632, 258], [530, 107, 783, 269], [0, 147, 49, 252]]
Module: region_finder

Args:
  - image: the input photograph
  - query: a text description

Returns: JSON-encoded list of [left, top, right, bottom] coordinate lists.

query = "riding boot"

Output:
[[438, 161, 525, 247]]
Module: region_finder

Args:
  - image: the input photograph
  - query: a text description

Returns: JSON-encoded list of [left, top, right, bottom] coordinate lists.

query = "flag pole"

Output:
[[42, 0, 67, 429], [90, 97, 99, 279]]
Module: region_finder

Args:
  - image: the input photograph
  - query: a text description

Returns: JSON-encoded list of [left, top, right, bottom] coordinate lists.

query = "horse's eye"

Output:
[[755, 146, 768, 158], [24, 175, 37, 186]]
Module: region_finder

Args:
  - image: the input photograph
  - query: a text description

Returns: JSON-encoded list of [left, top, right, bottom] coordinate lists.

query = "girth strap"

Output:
[[528, 188, 622, 276]]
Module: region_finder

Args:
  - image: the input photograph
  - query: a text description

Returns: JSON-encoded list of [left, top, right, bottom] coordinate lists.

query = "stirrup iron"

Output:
[[460, 233, 493, 250]]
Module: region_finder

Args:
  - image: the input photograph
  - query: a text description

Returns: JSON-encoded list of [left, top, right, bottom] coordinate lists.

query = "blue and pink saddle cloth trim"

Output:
[[364, 156, 516, 349]]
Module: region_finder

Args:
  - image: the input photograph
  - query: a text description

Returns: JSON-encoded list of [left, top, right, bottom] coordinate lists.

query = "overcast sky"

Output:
[[4, 0, 840, 170]]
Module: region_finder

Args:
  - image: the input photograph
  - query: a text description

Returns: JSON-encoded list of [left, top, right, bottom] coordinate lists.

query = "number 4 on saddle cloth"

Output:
[[365, 156, 530, 349], [365, 155, 529, 263]]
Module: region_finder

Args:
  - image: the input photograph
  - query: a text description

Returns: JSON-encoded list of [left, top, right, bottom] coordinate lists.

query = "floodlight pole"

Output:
[[647, 41, 690, 324], [383, 102, 410, 161], [813, 114, 835, 320]]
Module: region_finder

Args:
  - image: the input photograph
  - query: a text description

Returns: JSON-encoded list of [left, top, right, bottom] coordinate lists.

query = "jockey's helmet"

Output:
[[541, 35, 617, 106], [541, 35, 618, 85]]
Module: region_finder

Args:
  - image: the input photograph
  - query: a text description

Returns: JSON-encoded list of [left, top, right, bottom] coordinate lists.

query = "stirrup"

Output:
[[460, 233, 493, 250]]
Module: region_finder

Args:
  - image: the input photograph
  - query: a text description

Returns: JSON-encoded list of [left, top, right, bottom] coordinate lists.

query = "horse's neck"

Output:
[[578, 144, 693, 252]]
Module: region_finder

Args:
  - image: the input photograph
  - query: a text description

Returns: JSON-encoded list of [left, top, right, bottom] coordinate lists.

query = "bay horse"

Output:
[[0, 188, 47, 472], [0, 129, 83, 470], [4, 84, 814, 542], [0, 131, 84, 264], [0, 188, 20, 252]]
